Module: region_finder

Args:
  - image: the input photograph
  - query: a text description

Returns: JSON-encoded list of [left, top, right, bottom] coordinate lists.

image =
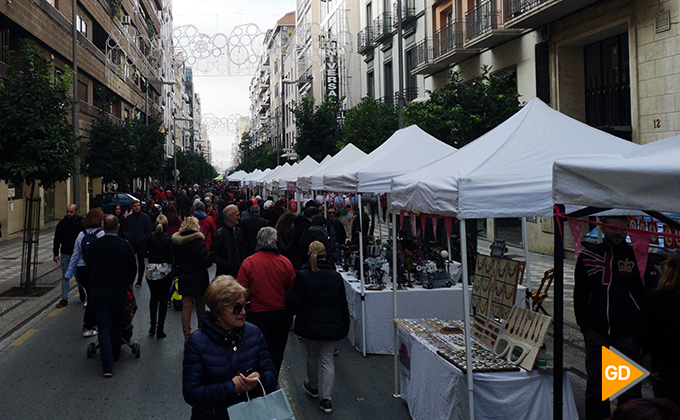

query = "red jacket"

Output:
[[237, 248, 295, 312]]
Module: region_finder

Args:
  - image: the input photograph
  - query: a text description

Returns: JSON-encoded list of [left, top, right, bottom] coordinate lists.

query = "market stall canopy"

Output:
[[298, 143, 368, 191], [553, 135, 680, 213], [278, 155, 320, 190], [227, 170, 248, 182], [391, 98, 640, 219], [268, 162, 299, 190], [241, 168, 265, 187], [324, 125, 456, 193], [259, 163, 290, 187]]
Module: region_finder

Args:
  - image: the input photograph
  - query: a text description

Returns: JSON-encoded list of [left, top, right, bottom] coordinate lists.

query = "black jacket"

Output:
[[53, 215, 84, 256], [176, 194, 192, 212], [239, 215, 268, 257], [288, 260, 349, 341], [183, 312, 277, 420], [85, 233, 137, 289], [146, 231, 173, 264], [172, 231, 212, 297], [573, 240, 657, 337], [121, 211, 153, 246], [288, 215, 311, 269], [298, 226, 332, 267], [211, 225, 245, 277], [633, 289, 680, 378]]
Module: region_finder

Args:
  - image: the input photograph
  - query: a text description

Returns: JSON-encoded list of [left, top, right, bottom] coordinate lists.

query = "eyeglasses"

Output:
[[230, 301, 251, 314]]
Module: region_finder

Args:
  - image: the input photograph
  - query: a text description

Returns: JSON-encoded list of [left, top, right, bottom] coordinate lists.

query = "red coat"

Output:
[[237, 248, 295, 313]]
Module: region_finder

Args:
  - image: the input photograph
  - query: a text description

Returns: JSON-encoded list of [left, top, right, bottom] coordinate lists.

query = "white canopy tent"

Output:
[[390, 99, 640, 419], [551, 135, 680, 420], [240, 169, 264, 188], [227, 170, 247, 182], [278, 155, 319, 190], [297, 143, 367, 192], [255, 165, 282, 187], [324, 125, 457, 193], [553, 135, 680, 213], [259, 163, 291, 188]]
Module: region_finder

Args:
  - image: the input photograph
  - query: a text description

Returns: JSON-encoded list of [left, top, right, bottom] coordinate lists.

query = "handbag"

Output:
[[227, 378, 296, 420]]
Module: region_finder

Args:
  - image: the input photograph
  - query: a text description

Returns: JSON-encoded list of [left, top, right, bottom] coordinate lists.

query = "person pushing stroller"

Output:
[[85, 215, 137, 377]]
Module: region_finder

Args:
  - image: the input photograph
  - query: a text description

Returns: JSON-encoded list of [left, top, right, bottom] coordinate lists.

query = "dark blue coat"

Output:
[[183, 312, 277, 420], [287, 260, 350, 341]]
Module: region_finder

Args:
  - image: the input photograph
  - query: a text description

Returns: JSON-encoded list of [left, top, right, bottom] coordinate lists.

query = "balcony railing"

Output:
[[434, 20, 465, 58], [392, 0, 417, 27], [373, 12, 393, 43], [357, 27, 374, 54], [465, 0, 501, 41], [403, 87, 418, 103], [412, 38, 434, 69]]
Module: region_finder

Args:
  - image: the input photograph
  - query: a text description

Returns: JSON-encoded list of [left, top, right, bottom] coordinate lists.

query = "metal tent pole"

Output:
[[522, 217, 533, 296], [460, 220, 475, 420], [358, 193, 366, 357]]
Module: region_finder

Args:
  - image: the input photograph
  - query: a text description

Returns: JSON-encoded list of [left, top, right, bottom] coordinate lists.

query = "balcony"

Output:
[[464, 0, 522, 49], [373, 12, 393, 43], [392, 0, 418, 28], [433, 20, 481, 66], [504, 0, 600, 29], [410, 38, 448, 75], [357, 27, 375, 54]]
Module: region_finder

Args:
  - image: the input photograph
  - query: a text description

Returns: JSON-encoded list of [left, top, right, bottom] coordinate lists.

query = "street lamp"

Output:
[[281, 77, 313, 85], [173, 116, 193, 191]]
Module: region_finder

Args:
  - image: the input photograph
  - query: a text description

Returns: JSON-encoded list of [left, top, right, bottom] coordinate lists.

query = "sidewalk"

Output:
[[0, 222, 70, 343]]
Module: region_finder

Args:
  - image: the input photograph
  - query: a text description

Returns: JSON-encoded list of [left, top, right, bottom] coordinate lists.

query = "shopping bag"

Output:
[[227, 378, 296, 420]]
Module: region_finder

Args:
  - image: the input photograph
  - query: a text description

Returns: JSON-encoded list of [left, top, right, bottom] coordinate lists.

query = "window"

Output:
[[367, 2, 373, 27], [383, 61, 393, 104], [77, 80, 88, 103], [76, 15, 88, 36], [584, 33, 631, 140], [367, 71, 375, 99], [535, 42, 550, 104], [405, 49, 417, 101]]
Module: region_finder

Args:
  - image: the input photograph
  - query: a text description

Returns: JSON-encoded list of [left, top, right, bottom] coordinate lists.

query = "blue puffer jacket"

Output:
[[183, 312, 277, 420]]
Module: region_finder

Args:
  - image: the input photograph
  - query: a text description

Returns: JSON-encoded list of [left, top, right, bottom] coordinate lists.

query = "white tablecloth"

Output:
[[398, 326, 579, 420], [341, 270, 526, 354]]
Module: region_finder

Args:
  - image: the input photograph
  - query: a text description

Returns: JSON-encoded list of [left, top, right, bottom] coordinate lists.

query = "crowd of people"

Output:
[[52, 181, 352, 417]]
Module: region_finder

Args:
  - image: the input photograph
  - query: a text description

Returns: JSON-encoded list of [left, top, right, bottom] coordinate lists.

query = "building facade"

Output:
[[0, 0, 176, 239]]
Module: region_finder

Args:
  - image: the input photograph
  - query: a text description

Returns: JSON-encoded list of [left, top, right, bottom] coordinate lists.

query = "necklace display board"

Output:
[[470, 255, 523, 320]]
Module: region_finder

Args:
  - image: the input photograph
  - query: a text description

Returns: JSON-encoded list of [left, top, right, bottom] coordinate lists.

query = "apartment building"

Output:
[[0, 0, 176, 237]]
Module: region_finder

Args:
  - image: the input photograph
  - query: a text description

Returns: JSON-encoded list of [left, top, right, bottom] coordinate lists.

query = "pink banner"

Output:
[[445, 218, 453, 239], [400, 210, 406, 230], [432, 217, 439, 239], [568, 219, 584, 260], [629, 230, 651, 284], [421, 215, 427, 239]]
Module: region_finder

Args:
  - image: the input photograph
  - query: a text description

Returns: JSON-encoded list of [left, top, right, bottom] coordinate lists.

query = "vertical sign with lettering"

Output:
[[325, 40, 339, 100]]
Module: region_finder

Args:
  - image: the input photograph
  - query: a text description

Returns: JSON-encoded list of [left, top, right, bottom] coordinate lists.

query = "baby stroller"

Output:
[[86, 286, 141, 359]]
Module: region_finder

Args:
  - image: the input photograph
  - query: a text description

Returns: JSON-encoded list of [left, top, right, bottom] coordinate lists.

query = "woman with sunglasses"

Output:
[[183, 276, 277, 420], [287, 241, 350, 415]]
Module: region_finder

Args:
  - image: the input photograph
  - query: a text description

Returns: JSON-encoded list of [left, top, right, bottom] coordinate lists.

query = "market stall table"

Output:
[[340, 269, 526, 354], [397, 324, 579, 420]]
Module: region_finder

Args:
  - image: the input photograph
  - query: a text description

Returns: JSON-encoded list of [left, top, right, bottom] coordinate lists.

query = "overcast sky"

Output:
[[172, 0, 296, 172]]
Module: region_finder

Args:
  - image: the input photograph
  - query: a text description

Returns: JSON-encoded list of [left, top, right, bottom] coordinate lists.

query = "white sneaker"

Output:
[[82, 329, 97, 338]]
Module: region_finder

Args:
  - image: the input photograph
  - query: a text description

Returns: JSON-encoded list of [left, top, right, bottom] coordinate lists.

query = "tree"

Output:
[[339, 97, 398, 154], [83, 111, 135, 185], [0, 39, 79, 290], [235, 143, 281, 173], [130, 112, 166, 180], [292, 95, 343, 161], [404, 67, 522, 148], [166, 150, 217, 184]]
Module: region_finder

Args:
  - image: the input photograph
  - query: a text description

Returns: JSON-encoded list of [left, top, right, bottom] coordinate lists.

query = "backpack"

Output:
[[81, 228, 102, 259]]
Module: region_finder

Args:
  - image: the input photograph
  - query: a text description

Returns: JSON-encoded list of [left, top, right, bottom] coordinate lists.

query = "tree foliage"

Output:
[[292, 95, 342, 161], [404, 67, 522, 148], [0, 39, 78, 192], [235, 132, 281, 173], [84, 103, 166, 185], [166, 150, 217, 184], [339, 97, 398, 154]]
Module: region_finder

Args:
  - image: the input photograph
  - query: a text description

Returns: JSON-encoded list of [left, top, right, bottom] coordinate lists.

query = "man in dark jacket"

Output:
[[327, 208, 346, 263], [176, 189, 192, 219], [288, 206, 319, 269], [121, 199, 153, 287], [299, 215, 332, 267], [211, 205, 245, 277], [574, 216, 659, 420], [240, 204, 268, 257], [85, 215, 136, 377], [53, 204, 85, 307]]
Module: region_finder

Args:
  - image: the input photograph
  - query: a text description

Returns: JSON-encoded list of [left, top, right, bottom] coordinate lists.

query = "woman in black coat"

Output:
[[144, 214, 174, 338], [183, 276, 277, 420], [287, 241, 349, 415], [172, 216, 212, 340]]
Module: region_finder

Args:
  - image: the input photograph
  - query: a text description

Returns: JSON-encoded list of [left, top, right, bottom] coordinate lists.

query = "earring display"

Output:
[[493, 305, 551, 371]]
